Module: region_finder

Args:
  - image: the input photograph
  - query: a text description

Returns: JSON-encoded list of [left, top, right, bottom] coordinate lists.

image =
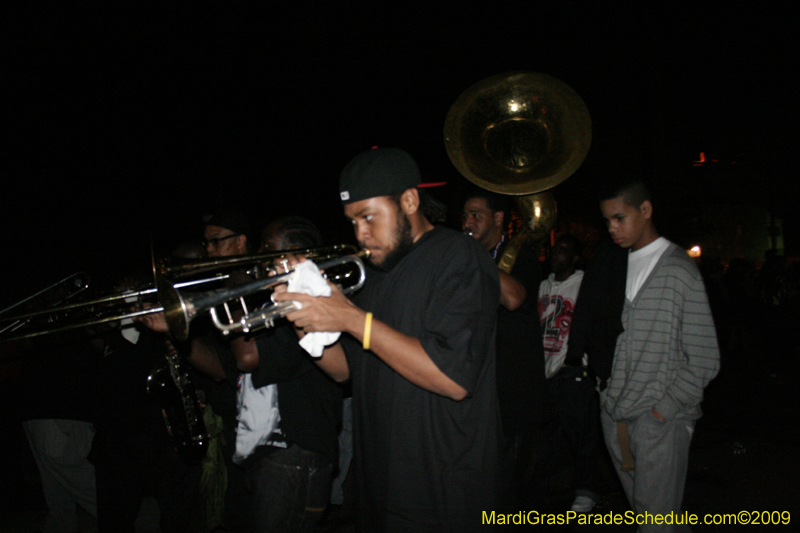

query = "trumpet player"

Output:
[[273, 147, 502, 532], [227, 216, 342, 532], [140, 214, 343, 532]]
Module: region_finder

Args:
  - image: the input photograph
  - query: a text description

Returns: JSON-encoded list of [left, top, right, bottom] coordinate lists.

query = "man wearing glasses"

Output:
[[196, 207, 252, 530], [203, 208, 250, 257], [139, 208, 255, 530]]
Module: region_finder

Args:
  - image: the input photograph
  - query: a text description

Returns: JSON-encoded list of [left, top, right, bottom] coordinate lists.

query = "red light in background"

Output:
[[693, 152, 706, 166]]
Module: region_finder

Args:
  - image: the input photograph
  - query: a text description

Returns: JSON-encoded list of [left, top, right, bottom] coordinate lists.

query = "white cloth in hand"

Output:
[[289, 261, 341, 357], [121, 292, 140, 344]]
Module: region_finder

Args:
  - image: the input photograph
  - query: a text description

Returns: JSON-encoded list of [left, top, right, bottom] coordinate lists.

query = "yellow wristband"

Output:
[[363, 312, 373, 351]]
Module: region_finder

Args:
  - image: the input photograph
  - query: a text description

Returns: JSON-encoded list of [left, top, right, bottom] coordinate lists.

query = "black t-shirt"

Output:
[[343, 226, 502, 532], [201, 332, 241, 448], [494, 240, 546, 431], [90, 329, 181, 463], [246, 325, 342, 465], [14, 331, 101, 424]]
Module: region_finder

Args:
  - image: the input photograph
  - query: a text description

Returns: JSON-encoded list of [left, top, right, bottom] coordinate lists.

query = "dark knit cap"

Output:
[[204, 208, 250, 236]]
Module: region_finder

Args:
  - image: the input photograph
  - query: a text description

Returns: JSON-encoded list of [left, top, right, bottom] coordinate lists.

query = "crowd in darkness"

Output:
[[1, 149, 796, 533], [699, 251, 800, 363]]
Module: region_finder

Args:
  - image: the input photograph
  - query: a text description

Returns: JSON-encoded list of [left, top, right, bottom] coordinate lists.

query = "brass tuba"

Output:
[[445, 72, 591, 271]]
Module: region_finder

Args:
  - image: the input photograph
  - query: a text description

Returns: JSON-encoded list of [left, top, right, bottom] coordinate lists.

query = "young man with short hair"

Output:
[[596, 179, 719, 532], [536, 234, 603, 513]]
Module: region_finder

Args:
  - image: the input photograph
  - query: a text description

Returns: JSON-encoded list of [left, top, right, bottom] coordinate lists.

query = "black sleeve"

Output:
[[418, 234, 500, 393], [250, 325, 315, 388], [202, 332, 240, 388], [565, 240, 627, 383], [508, 243, 542, 314]]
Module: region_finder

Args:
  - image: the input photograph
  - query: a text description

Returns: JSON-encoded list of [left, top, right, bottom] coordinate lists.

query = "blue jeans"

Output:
[[244, 444, 333, 532]]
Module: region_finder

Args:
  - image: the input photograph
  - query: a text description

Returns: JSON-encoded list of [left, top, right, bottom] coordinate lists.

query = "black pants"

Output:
[[93, 431, 202, 533], [531, 365, 603, 504]]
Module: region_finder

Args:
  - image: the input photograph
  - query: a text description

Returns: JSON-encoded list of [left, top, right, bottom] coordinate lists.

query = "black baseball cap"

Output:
[[339, 147, 445, 205]]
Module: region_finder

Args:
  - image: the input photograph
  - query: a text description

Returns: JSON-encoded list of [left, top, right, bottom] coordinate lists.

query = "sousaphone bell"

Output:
[[444, 72, 591, 270]]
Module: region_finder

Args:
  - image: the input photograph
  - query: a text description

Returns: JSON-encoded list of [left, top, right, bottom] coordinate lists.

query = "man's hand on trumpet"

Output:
[[270, 254, 362, 336], [273, 281, 361, 336], [266, 252, 303, 276]]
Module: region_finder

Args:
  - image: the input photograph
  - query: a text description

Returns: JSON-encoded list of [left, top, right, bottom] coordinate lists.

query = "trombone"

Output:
[[0, 245, 366, 343], [155, 244, 359, 280], [0, 272, 91, 339]]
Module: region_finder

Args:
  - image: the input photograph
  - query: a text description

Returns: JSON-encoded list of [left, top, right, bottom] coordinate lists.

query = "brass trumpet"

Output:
[[160, 251, 369, 341]]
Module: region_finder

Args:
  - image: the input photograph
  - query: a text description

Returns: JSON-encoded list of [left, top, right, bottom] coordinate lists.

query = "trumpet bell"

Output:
[[444, 72, 592, 196]]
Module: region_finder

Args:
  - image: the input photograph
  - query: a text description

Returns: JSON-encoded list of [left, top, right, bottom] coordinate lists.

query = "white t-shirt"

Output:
[[538, 270, 584, 378], [626, 237, 670, 300]]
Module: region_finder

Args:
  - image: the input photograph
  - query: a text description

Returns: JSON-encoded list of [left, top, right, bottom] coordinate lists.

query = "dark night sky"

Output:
[[4, 4, 798, 305]]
